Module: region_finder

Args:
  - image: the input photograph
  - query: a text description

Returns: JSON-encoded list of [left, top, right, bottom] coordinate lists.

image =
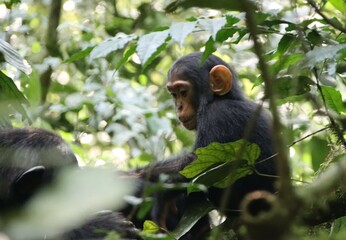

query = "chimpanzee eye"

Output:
[[170, 92, 177, 98], [180, 90, 187, 97]]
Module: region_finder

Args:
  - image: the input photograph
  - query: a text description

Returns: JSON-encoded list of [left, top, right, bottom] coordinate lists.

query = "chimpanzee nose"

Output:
[[176, 102, 183, 112]]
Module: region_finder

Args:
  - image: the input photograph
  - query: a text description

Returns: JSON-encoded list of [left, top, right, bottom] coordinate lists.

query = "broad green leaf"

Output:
[[225, 14, 240, 26], [310, 137, 330, 172], [64, 46, 94, 63], [198, 17, 227, 40], [0, 71, 29, 118], [275, 76, 314, 99], [214, 163, 253, 188], [136, 30, 170, 69], [137, 200, 153, 221], [169, 21, 197, 47], [192, 158, 255, 188], [302, 44, 346, 69], [243, 141, 261, 165], [171, 199, 214, 239], [143, 220, 160, 234], [320, 86, 346, 114], [330, 216, 346, 236], [275, 34, 297, 56], [307, 30, 323, 45], [89, 33, 137, 60], [180, 143, 236, 178], [3, 0, 21, 8], [180, 140, 260, 179], [214, 15, 240, 42], [328, 0, 346, 13], [280, 53, 304, 70], [0, 39, 31, 74], [201, 37, 216, 63], [23, 70, 41, 107]]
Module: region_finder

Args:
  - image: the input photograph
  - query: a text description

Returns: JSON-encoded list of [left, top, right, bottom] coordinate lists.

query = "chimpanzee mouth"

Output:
[[180, 117, 196, 129]]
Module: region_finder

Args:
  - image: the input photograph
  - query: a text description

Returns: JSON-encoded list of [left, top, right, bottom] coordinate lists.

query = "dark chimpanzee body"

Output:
[[0, 128, 78, 211], [134, 52, 277, 235], [61, 211, 141, 240], [0, 128, 141, 240]]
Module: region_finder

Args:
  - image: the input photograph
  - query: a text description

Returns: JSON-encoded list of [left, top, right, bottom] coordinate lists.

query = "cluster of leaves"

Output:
[[180, 140, 260, 188], [1, 0, 346, 239]]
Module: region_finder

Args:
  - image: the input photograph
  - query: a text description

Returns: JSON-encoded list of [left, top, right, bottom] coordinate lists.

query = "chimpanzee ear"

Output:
[[209, 65, 233, 95], [11, 166, 46, 201]]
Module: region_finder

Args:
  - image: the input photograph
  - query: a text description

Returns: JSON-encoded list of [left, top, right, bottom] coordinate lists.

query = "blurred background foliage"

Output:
[[1, 0, 346, 238], [0, 0, 345, 183]]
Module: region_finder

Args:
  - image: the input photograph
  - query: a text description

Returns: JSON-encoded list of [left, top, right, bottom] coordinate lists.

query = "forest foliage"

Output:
[[1, 0, 346, 239]]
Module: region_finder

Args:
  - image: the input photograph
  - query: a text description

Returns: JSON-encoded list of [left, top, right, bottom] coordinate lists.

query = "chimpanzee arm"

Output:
[[133, 152, 196, 181]]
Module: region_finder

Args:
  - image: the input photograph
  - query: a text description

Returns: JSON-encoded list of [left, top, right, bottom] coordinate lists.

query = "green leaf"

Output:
[[330, 216, 346, 236], [64, 46, 94, 63], [320, 86, 346, 114], [143, 220, 160, 234], [198, 17, 227, 40], [213, 163, 253, 188], [275, 76, 314, 99], [136, 199, 153, 220], [310, 137, 330, 172], [2, 0, 21, 9], [328, 0, 346, 13], [169, 21, 197, 47], [201, 37, 216, 63], [23, 70, 41, 107], [179, 140, 260, 179], [171, 199, 214, 239], [275, 34, 297, 56], [193, 160, 251, 187], [214, 15, 240, 42], [0, 39, 31, 74], [225, 14, 240, 26], [115, 44, 137, 70], [307, 30, 323, 45], [136, 30, 170, 69], [89, 33, 137, 60], [0, 71, 30, 118], [302, 44, 346, 69]]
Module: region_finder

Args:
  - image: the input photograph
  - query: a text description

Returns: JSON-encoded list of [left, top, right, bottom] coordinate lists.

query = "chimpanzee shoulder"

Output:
[[196, 99, 273, 147], [0, 128, 66, 148]]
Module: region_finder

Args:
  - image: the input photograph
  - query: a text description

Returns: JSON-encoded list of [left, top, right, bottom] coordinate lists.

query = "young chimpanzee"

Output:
[[135, 52, 277, 234], [0, 128, 141, 240]]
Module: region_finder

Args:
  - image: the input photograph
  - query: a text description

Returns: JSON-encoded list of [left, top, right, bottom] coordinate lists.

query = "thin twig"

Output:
[[306, 0, 346, 34], [289, 126, 330, 147]]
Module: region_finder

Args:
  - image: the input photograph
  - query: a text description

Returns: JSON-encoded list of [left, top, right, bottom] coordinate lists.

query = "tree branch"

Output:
[[40, 0, 62, 103], [240, 0, 294, 205]]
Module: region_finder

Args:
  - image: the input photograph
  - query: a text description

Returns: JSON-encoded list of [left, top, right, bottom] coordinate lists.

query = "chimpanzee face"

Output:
[[166, 74, 197, 131]]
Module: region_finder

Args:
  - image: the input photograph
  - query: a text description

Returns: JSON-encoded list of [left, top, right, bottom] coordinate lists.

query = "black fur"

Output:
[[0, 128, 78, 210]]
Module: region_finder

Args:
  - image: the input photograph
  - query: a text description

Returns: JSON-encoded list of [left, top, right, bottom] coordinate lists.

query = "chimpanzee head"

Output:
[[0, 128, 78, 211], [166, 52, 244, 130]]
